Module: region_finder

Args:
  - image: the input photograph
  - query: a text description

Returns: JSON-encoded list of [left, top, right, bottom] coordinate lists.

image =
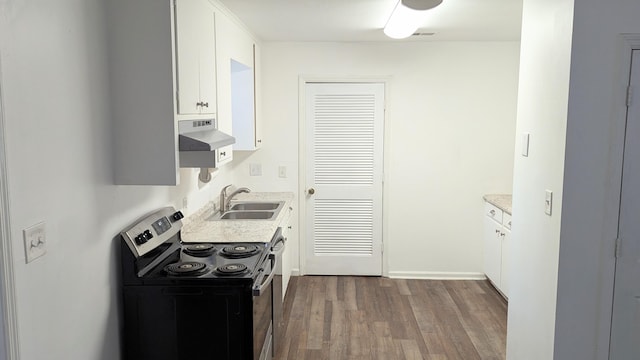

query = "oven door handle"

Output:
[[271, 235, 286, 257], [253, 258, 277, 296], [270, 227, 285, 252]]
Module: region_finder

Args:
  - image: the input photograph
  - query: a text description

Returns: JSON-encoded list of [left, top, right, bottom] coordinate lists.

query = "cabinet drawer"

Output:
[[217, 145, 233, 164], [484, 202, 503, 224], [503, 213, 512, 230]]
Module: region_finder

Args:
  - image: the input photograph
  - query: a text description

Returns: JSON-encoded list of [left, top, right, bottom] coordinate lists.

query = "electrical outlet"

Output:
[[250, 163, 262, 176], [545, 190, 553, 216], [23, 222, 46, 263], [278, 166, 287, 178], [182, 197, 188, 209]]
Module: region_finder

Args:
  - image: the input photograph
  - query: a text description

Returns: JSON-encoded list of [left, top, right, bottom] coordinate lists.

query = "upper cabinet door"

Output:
[[175, 0, 216, 115], [216, 12, 260, 150], [198, 8, 217, 114], [253, 43, 263, 149]]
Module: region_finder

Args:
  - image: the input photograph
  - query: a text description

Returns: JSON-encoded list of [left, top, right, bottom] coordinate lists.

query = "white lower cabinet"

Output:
[[501, 213, 512, 297], [279, 206, 294, 300], [483, 202, 511, 299], [483, 214, 503, 287]]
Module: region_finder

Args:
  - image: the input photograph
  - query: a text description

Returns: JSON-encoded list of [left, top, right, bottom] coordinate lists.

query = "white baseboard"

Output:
[[387, 271, 487, 280], [290, 269, 485, 280]]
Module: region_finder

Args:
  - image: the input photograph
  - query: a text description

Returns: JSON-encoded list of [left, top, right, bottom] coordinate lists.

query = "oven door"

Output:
[[122, 285, 249, 360], [252, 254, 275, 360]]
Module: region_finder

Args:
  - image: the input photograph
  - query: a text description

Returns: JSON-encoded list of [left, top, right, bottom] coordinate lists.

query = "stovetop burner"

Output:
[[220, 244, 260, 258], [164, 261, 209, 276], [182, 243, 216, 257], [215, 263, 248, 276]]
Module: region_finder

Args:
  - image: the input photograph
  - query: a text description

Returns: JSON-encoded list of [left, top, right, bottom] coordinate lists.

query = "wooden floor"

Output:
[[276, 276, 507, 360]]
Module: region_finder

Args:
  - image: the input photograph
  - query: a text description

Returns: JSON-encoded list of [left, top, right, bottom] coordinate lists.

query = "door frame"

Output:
[[606, 35, 640, 358], [297, 76, 390, 276], [0, 53, 21, 360]]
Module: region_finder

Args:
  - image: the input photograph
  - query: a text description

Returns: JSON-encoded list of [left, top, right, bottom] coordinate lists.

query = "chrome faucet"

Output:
[[219, 185, 251, 213], [225, 187, 251, 212], [219, 184, 233, 213]]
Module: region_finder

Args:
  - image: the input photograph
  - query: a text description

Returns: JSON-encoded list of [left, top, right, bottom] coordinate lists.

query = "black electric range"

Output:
[[119, 206, 279, 360]]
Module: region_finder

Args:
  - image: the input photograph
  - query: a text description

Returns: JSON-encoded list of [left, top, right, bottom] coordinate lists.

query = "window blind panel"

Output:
[[313, 199, 374, 256], [313, 93, 376, 185]]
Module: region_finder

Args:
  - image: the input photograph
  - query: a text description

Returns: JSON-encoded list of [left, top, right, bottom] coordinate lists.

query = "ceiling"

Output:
[[218, 0, 523, 43]]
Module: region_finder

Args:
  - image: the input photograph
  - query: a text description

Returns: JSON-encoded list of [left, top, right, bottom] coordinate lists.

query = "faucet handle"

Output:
[[219, 184, 234, 213]]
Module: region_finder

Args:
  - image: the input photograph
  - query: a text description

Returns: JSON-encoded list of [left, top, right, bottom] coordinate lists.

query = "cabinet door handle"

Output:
[[220, 151, 226, 156], [489, 210, 496, 216], [202, 102, 209, 108], [500, 232, 506, 237], [257, 139, 262, 143], [495, 229, 501, 234], [308, 188, 315, 195]]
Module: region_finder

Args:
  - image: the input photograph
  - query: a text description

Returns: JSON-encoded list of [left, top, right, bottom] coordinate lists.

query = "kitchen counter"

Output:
[[483, 194, 512, 215], [181, 192, 295, 243]]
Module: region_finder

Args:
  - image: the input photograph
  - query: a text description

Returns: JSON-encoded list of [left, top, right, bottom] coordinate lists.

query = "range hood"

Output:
[[178, 119, 235, 168]]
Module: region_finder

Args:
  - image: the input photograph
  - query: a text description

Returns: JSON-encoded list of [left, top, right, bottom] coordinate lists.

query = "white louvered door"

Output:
[[304, 83, 384, 275]]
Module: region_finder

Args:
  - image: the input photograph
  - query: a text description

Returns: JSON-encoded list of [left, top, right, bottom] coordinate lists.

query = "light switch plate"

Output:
[[522, 133, 530, 157], [545, 190, 553, 216], [249, 163, 262, 176], [23, 222, 46, 263], [278, 166, 287, 178]]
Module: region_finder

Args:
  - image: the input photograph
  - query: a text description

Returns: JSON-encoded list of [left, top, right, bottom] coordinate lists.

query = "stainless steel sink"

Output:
[[209, 201, 285, 221], [219, 211, 276, 220], [229, 201, 283, 211]]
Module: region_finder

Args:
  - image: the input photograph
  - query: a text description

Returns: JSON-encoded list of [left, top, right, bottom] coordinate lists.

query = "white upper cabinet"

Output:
[[109, 0, 260, 184], [215, 11, 262, 151], [231, 57, 256, 150], [175, 0, 217, 115], [109, 0, 180, 185], [232, 43, 263, 151], [253, 43, 263, 149]]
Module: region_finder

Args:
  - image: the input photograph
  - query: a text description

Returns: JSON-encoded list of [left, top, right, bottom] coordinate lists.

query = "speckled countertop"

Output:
[[483, 194, 512, 214], [181, 192, 295, 243]]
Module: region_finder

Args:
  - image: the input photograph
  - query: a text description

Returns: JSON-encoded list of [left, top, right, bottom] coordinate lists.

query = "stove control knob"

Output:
[[171, 211, 184, 221], [135, 233, 148, 245]]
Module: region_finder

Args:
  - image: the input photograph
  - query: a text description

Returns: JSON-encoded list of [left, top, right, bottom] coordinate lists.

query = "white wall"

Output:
[[553, 0, 640, 358], [508, 0, 640, 358], [0, 0, 234, 358], [505, 0, 574, 358], [233, 41, 520, 278]]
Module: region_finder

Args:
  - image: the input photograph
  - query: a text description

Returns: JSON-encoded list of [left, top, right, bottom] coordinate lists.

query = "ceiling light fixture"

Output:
[[383, 0, 442, 39]]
